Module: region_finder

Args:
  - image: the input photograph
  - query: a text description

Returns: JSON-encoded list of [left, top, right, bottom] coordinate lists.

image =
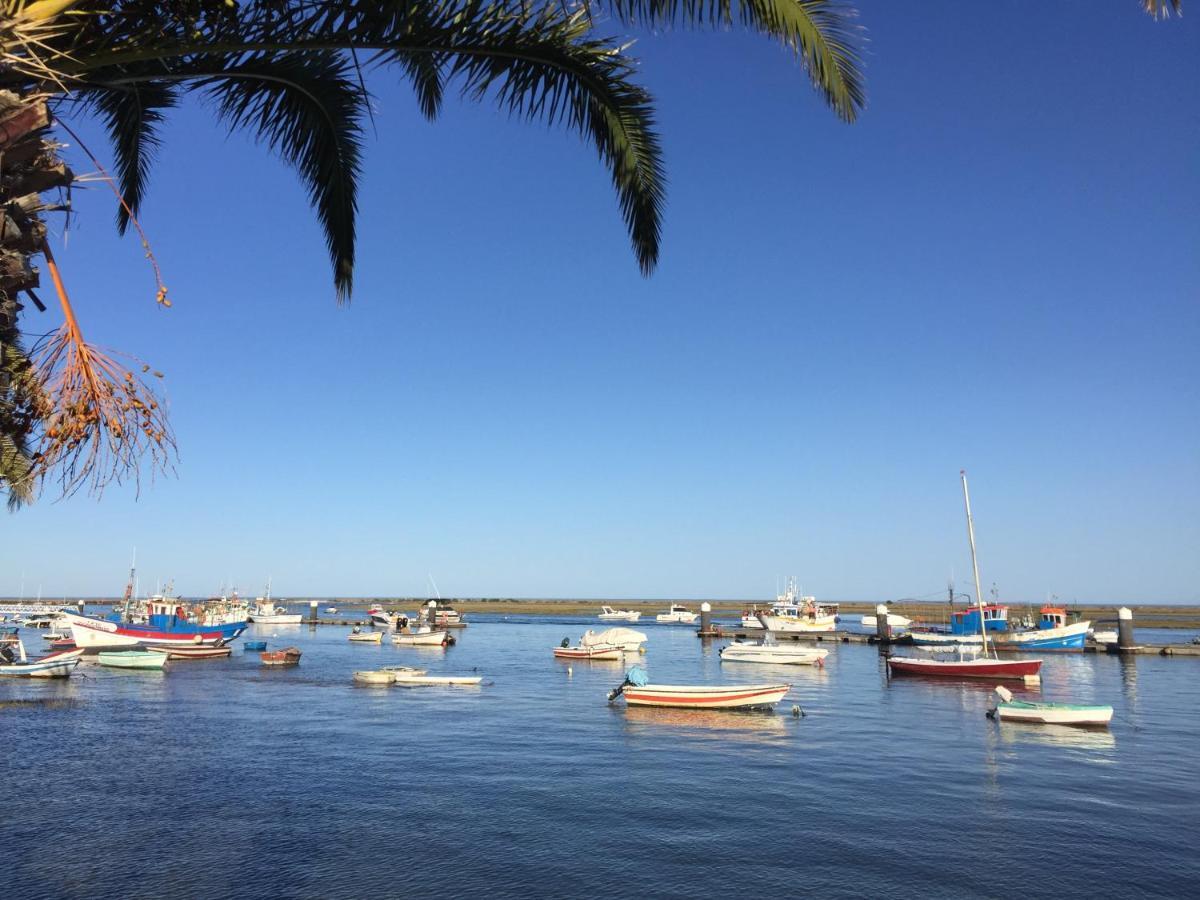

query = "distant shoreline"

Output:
[[4, 597, 1198, 628]]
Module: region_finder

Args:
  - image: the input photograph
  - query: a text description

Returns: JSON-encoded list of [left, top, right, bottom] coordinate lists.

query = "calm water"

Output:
[[4, 618, 1199, 899]]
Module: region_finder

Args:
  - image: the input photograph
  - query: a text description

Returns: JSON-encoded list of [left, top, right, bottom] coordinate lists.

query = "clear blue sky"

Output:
[[3, 3, 1197, 603]]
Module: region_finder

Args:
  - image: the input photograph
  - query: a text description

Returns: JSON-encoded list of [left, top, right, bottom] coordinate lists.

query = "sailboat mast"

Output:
[[960, 470, 991, 656]]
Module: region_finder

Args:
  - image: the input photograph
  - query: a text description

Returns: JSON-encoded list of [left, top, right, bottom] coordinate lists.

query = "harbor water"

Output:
[[4, 617, 1199, 899]]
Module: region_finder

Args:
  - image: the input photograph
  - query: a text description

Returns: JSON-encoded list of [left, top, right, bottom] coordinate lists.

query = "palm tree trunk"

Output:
[[0, 87, 70, 507]]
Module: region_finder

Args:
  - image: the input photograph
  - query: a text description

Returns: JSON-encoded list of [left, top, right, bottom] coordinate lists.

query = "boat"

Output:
[[424, 601, 466, 628], [324, 606, 338, 614], [260, 647, 302, 666], [380, 665, 427, 677], [655, 604, 697, 624], [553, 642, 624, 661], [887, 653, 1041, 681], [391, 627, 450, 647], [860, 612, 912, 629], [48, 637, 76, 650], [367, 604, 394, 628], [991, 606, 1090, 651], [348, 629, 383, 643], [353, 670, 396, 685], [720, 636, 829, 666], [63, 609, 234, 650], [97, 650, 169, 670], [247, 583, 303, 625], [886, 472, 1042, 684], [243, 641, 267, 651], [20, 613, 58, 629], [1091, 629, 1118, 645], [608, 666, 789, 710], [147, 645, 233, 660], [988, 686, 1113, 727], [581, 627, 647, 652], [0, 639, 84, 678], [390, 673, 483, 686], [598, 606, 642, 622]]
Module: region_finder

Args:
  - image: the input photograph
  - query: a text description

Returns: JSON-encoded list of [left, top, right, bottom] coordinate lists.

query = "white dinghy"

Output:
[[988, 686, 1114, 727], [581, 627, 647, 653]]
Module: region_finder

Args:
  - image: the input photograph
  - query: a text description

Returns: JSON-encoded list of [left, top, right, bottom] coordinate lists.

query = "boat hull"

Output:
[[758, 616, 837, 633], [260, 648, 302, 666], [887, 655, 1042, 679], [62, 612, 235, 650], [720, 645, 829, 666], [392, 630, 449, 646], [392, 674, 482, 686], [996, 702, 1114, 726], [553, 644, 623, 660], [992, 621, 1090, 651], [908, 631, 984, 646], [97, 651, 168, 670], [621, 683, 790, 709], [348, 631, 383, 643], [0, 647, 83, 678], [147, 645, 233, 660], [247, 614, 304, 625], [354, 670, 395, 685]]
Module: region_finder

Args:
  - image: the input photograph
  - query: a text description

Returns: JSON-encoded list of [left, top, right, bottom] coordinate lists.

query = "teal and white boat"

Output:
[[97, 650, 168, 670], [989, 686, 1113, 727]]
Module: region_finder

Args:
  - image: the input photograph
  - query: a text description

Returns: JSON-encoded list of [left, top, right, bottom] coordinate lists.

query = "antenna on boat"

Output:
[[428, 573, 442, 601], [960, 470, 992, 658]]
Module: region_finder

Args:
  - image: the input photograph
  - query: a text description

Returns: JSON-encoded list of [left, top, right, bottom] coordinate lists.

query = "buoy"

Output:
[[638, 646, 646, 654], [567, 666, 573, 676]]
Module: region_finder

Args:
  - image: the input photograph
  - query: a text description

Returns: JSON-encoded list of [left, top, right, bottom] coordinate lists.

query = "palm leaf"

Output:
[[79, 81, 177, 233], [197, 53, 366, 301], [595, 0, 866, 122]]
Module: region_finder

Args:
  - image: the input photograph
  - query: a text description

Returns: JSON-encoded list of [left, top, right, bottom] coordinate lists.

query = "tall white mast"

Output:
[[960, 470, 992, 656]]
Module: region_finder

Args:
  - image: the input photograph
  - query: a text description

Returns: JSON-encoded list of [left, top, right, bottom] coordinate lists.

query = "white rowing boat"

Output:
[[392, 628, 449, 646], [353, 670, 396, 685], [989, 686, 1114, 726], [348, 629, 383, 643], [553, 643, 623, 660], [608, 667, 789, 710], [720, 640, 829, 666]]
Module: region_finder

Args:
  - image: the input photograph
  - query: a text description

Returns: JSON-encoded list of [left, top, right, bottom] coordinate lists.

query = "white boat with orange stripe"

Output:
[[608, 666, 789, 710]]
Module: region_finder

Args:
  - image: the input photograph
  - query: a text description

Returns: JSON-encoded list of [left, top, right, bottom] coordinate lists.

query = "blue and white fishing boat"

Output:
[[909, 602, 1008, 646], [992, 606, 1089, 651]]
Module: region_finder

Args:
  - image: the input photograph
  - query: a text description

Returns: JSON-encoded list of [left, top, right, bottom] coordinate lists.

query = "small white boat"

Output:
[[391, 673, 483, 686], [720, 637, 829, 666], [348, 629, 383, 643], [553, 643, 623, 660], [1090, 629, 1118, 645], [0, 640, 83, 678], [581, 627, 647, 652], [598, 606, 641, 622], [324, 606, 338, 614], [353, 670, 396, 685], [97, 650, 169, 670], [655, 604, 697, 624], [989, 686, 1114, 727], [392, 628, 449, 646]]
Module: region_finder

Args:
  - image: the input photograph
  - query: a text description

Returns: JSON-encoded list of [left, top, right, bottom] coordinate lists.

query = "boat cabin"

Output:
[[1038, 607, 1069, 630], [950, 604, 1009, 635]]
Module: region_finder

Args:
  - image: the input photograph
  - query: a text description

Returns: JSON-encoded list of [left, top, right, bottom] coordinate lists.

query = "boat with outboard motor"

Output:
[[0, 639, 83, 677]]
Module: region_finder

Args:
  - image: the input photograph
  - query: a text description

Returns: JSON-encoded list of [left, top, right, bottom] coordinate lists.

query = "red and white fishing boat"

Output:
[[147, 644, 234, 660], [553, 643, 623, 660], [887, 655, 1041, 680]]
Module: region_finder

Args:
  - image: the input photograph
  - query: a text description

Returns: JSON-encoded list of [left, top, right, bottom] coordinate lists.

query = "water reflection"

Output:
[[616, 704, 790, 739], [995, 721, 1117, 752], [1118, 655, 1139, 709]]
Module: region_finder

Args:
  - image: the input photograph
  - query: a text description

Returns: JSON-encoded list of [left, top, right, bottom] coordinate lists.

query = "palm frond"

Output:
[[78, 81, 177, 233], [596, 0, 866, 122], [197, 53, 366, 301]]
